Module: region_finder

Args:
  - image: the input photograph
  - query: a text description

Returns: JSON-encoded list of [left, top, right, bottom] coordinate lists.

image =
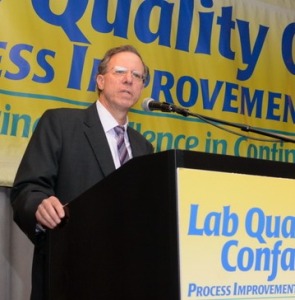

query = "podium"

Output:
[[45, 150, 295, 300]]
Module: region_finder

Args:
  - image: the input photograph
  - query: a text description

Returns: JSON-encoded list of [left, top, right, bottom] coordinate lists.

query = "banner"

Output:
[[177, 167, 295, 299], [1, 0, 295, 186]]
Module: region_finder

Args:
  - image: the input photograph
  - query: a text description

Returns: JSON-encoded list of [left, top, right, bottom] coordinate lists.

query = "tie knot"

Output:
[[114, 125, 125, 136]]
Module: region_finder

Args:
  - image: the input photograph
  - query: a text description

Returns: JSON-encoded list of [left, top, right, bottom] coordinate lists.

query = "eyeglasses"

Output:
[[109, 66, 145, 83]]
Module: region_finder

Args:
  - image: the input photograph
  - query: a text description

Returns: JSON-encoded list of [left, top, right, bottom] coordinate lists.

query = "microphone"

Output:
[[142, 98, 189, 116], [141, 97, 173, 112]]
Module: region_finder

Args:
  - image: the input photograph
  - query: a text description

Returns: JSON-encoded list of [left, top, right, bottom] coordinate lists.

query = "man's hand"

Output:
[[35, 196, 65, 229]]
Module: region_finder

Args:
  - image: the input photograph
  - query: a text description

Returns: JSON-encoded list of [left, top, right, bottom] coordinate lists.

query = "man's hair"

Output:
[[97, 45, 149, 84]]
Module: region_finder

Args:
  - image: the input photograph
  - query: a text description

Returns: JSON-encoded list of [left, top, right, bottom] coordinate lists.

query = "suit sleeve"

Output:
[[10, 110, 62, 243]]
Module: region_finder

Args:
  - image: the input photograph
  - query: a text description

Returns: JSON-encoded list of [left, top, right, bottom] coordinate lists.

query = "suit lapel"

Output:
[[128, 127, 147, 158], [83, 103, 116, 177]]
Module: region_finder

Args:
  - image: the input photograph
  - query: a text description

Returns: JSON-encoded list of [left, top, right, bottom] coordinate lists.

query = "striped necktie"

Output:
[[114, 126, 130, 165]]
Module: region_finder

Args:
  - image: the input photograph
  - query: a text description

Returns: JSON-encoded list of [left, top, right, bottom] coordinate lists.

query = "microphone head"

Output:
[[141, 97, 154, 111]]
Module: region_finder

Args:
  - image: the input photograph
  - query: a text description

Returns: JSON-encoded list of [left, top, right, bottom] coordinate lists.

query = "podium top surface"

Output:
[[130, 149, 295, 180]]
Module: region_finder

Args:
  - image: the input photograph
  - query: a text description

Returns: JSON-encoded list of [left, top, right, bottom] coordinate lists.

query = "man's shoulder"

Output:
[[40, 103, 96, 121], [44, 103, 94, 116], [34, 103, 97, 131]]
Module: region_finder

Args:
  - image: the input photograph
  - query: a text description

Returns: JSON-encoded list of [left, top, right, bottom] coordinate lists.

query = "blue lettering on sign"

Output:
[[221, 240, 295, 281], [245, 207, 295, 243], [282, 23, 295, 74], [2, 43, 55, 82], [1, 39, 294, 126], [236, 19, 269, 81], [135, 0, 174, 46], [31, 0, 89, 43], [186, 203, 295, 282], [5, 44, 33, 80], [92, 0, 131, 39], [29, 0, 280, 80], [188, 205, 239, 237]]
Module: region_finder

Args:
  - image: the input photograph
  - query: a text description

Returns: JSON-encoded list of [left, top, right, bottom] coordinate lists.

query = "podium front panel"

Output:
[[177, 168, 295, 300]]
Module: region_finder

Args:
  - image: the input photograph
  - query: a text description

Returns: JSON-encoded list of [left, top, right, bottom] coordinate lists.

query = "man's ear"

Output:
[[96, 74, 104, 91]]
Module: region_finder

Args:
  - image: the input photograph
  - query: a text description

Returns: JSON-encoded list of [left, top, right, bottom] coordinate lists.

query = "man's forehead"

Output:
[[109, 52, 143, 67]]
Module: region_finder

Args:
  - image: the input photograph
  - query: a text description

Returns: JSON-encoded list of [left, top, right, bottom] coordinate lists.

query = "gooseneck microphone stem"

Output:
[[172, 105, 295, 143], [143, 99, 295, 144]]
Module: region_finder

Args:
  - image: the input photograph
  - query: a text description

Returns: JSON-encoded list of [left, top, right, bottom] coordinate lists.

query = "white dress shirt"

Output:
[[96, 100, 132, 169]]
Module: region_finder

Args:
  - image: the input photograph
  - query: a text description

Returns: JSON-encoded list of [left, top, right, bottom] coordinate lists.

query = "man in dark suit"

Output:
[[10, 45, 154, 300]]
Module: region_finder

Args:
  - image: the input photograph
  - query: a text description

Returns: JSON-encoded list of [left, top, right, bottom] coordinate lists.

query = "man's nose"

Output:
[[123, 71, 133, 82]]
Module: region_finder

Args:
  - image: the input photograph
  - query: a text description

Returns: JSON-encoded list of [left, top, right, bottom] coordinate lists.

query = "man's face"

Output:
[[96, 51, 145, 113]]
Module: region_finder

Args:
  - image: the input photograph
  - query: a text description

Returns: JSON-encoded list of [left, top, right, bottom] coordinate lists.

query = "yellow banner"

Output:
[[1, 0, 295, 186], [177, 167, 295, 299]]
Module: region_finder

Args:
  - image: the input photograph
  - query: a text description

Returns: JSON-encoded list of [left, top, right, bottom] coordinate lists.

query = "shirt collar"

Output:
[[96, 100, 128, 133]]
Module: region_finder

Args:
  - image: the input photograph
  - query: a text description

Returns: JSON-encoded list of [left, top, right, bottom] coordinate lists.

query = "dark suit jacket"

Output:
[[10, 102, 154, 299]]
